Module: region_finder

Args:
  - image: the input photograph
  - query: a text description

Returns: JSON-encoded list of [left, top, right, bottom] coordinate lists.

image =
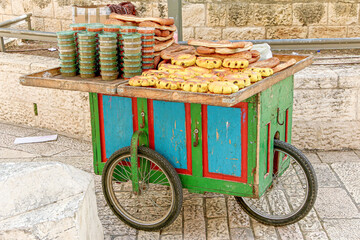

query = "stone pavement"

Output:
[[1, 121, 360, 240]]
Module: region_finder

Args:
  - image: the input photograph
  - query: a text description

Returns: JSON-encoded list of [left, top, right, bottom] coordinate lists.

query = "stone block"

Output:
[[294, 66, 338, 89], [61, 19, 73, 31], [277, 223, 303, 240], [205, 197, 227, 218], [183, 219, 206, 240], [44, 17, 62, 32], [303, 231, 329, 240], [302, 152, 321, 163], [0, 99, 36, 127], [292, 120, 360, 150], [53, 0, 72, 20], [266, 26, 308, 39], [227, 197, 250, 228], [347, 26, 360, 38], [32, 17, 45, 31], [251, 219, 277, 240], [229, 228, 254, 240], [31, 0, 54, 18], [195, 27, 222, 40], [0, 0, 12, 14], [315, 188, 360, 219], [253, 3, 292, 26], [323, 219, 360, 240], [0, 147, 38, 159], [133, 1, 153, 18], [206, 3, 227, 27], [206, 218, 230, 239], [328, 2, 358, 26], [293, 89, 357, 121], [0, 122, 38, 137], [293, 3, 327, 26], [0, 162, 103, 240], [312, 163, 341, 188], [10, 0, 32, 15], [182, 3, 205, 27], [226, 3, 252, 27], [222, 27, 265, 40], [332, 162, 360, 203], [309, 26, 347, 39], [298, 209, 324, 233], [331, 66, 360, 88], [152, 2, 168, 18], [183, 27, 194, 41], [317, 151, 360, 163]]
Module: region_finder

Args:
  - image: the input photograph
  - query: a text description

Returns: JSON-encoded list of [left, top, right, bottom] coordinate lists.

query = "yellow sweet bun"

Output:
[[194, 73, 220, 82], [129, 76, 157, 87], [182, 81, 199, 92], [170, 78, 185, 89], [222, 58, 249, 69], [195, 57, 222, 69], [246, 67, 274, 77], [185, 66, 210, 75], [159, 64, 185, 74], [171, 54, 196, 67], [142, 70, 169, 78], [242, 70, 262, 82], [223, 73, 251, 88], [208, 81, 239, 94], [169, 71, 196, 80], [211, 69, 232, 79]]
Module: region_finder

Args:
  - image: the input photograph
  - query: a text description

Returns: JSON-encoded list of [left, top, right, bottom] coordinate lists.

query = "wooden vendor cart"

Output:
[[20, 54, 317, 231]]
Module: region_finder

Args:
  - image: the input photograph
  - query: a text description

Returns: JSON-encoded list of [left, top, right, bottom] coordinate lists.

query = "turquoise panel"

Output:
[[103, 95, 133, 158], [153, 101, 188, 169], [207, 106, 242, 177]]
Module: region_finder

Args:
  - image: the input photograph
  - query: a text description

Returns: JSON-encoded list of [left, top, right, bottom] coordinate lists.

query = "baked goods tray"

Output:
[[20, 67, 126, 95], [116, 54, 313, 107]]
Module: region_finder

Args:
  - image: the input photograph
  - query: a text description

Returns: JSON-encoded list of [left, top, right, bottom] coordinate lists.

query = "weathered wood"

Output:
[[117, 54, 313, 107], [20, 67, 126, 94]]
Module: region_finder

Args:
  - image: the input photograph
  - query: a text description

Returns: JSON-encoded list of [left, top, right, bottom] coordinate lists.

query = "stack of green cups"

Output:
[[57, 31, 77, 77], [103, 25, 123, 77], [122, 33, 142, 80], [87, 24, 103, 75], [70, 24, 87, 71], [99, 33, 118, 80], [78, 32, 97, 78]]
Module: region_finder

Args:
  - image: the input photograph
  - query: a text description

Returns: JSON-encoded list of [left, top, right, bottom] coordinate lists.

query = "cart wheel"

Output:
[[102, 146, 183, 231], [235, 139, 317, 226]]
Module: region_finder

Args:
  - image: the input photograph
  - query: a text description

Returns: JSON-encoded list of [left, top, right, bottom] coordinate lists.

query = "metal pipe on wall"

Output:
[[167, 0, 182, 42]]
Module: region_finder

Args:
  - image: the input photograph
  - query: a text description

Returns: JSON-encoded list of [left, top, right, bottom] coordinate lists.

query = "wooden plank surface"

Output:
[[117, 54, 313, 107], [20, 67, 126, 95]]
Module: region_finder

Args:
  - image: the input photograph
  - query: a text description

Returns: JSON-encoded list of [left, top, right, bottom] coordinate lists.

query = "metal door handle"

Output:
[[140, 111, 145, 128], [277, 108, 284, 125], [193, 128, 199, 147]]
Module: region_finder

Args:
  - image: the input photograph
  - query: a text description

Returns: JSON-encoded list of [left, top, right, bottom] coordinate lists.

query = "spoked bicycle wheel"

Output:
[[102, 146, 183, 231], [235, 140, 318, 226]]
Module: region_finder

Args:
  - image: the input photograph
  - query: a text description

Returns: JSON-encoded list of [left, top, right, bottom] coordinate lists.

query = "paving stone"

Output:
[[52, 148, 93, 157], [276, 223, 303, 240], [312, 163, 341, 188], [332, 162, 360, 203], [0, 147, 38, 158], [229, 228, 254, 240], [184, 204, 204, 221], [227, 197, 250, 228], [33, 156, 93, 173], [0, 133, 16, 148], [206, 198, 227, 218], [303, 231, 328, 240], [251, 220, 277, 240], [355, 150, 360, 158], [112, 235, 136, 240], [183, 219, 206, 240], [302, 152, 322, 163], [314, 188, 360, 219], [317, 151, 360, 163], [11, 142, 69, 157], [138, 230, 160, 240], [160, 235, 182, 240], [183, 197, 203, 206], [298, 209, 323, 233], [0, 158, 34, 163], [161, 213, 182, 235], [323, 219, 360, 240], [0, 122, 38, 137], [206, 217, 230, 240]]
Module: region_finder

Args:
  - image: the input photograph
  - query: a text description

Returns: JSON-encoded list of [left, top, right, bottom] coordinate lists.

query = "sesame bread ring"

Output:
[[222, 58, 249, 69], [196, 57, 222, 69], [171, 54, 196, 67]]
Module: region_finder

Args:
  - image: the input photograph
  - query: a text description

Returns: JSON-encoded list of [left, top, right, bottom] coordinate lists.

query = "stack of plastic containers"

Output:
[[138, 27, 155, 71], [77, 32, 97, 78], [103, 25, 122, 77], [69, 24, 87, 71], [57, 31, 77, 77], [122, 32, 142, 80], [86, 24, 103, 75], [99, 33, 118, 80]]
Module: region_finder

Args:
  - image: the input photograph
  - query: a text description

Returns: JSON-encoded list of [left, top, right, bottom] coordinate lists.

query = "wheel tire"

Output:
[[235, 140, 318, 226], [102, 146, 183, 231]]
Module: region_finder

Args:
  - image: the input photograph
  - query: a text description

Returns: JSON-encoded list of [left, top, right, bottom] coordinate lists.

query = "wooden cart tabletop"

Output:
[[20, 54, 313, 106]]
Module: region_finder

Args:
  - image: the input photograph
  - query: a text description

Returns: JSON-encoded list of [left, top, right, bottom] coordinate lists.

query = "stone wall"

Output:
[[0, 52, 359, 150], [1, 0, 359, 40]]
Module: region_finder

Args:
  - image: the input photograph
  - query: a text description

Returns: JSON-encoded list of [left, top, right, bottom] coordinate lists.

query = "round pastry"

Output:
[[156, 78, 178, 90], [170, 78, 185, 89], [223, 73, 251, 88], [169, 71, 196, 80], [185, 66, 210, 76], [247, 67, 274, 77], [212, 69, 232, 79], [158, 64, 185, 74], [195, 57, 222, 69], [182, 80, 208, 93], [142, 70, 169, 78], [194, 73, 220, 82], [242, 69, 262, 82], [208, 81, 239, 94], [171, 54, 196, 67], [222, 58, 249, 69], [129, 76, 157, 87]]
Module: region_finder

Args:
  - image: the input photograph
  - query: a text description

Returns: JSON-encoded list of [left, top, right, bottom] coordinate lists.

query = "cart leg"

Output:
[[130, 131, 148, 194]]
